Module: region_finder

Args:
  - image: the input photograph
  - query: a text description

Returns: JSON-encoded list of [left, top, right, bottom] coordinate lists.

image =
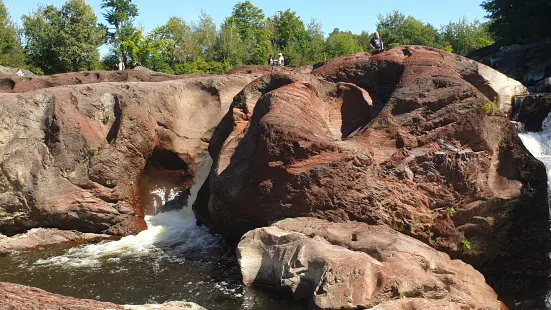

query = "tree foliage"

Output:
[[441, 18, 494, 55], [23, 0, 104, 74], [482, 0, 551, 43], [101, 0, 139, 63], [377, 11, 443, 49], [0, 0, 25, 68], [325, 29, 363, 58], [13, 0, 500, 75]]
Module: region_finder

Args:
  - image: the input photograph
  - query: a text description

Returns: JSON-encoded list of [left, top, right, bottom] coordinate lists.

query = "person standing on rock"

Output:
[[269, 54, 274, 66], [370, 32, 384, 54], [278, 53, 285, 67], [117, 59, 125, 71]]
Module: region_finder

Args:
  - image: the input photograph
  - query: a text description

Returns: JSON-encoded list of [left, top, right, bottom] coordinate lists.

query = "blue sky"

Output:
[[5, 0, 488, 56]]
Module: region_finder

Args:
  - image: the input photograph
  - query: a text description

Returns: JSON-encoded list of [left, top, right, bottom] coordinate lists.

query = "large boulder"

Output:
[[468, 41, 551, 87], [237, 218, 502, 310], [515, 95, 551, 131], [205, 46, 549, 298], [0, 282, 205, 310], [0, 73, 258, 237]]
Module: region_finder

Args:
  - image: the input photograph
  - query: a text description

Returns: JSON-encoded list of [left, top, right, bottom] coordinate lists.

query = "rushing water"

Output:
[[518, 113, 551, 308], [0, 156, 306, 310]]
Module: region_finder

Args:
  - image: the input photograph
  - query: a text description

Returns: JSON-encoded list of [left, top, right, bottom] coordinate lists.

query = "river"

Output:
[[0, 157, 306, 310]]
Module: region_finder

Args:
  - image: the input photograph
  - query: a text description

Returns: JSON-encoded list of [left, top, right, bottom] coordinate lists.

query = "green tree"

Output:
[[0, 0, 25, 68], [223, 1, 271, 65], [482, 0, 551, 43], [101, 0, 139, 63], [193, 11, 217, 61], [325, 29, 363, 59], [304, 19, 326, 64], [270, 9, 308, 66], [23, 0, 104, 74], [377, 11, 443, 49], [441, 18, 494, 55], [215, 22, 245, 66]]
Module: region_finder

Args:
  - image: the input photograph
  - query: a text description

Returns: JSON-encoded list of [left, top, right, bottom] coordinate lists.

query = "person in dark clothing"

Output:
[[370, 32, 384, 54], [268, 54, 274, 66]]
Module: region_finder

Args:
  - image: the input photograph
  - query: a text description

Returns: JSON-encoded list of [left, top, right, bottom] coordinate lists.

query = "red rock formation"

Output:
[[0, 74, 258, 236], [205, 46, 548, 299], [0, 282, 205, 309], [238, 218, 503, 310], [0, 70, 187, 93]]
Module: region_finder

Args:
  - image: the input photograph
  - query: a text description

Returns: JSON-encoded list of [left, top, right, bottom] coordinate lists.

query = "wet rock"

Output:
[[0, 228, 112, 255], [0, 73, 258, 237], [535, 77, 551, 93], [0, 282, 205, 310], [515, 95, 551, 131], [237, 218, 502, 310], [125, 301, 206, 310]]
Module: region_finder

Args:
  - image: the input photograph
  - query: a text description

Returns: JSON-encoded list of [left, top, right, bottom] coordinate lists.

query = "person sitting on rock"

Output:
[[370, 32, 384, 54], [278, 53, 285, 67], [15, 68, 24, 76]]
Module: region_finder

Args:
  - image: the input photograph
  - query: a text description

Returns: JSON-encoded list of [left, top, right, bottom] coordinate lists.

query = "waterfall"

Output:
[[518, 113, 551, 204], [34, 156, 218, 268], [518, 113, 551, 308]]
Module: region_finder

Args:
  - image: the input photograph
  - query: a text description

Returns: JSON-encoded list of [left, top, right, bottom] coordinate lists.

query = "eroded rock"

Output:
[[0, 228, 112, 255], [237, 218, 502, 310], [0, 74, 257, 237], [0, 282, 205, 310], [207, 46, 549, 299]]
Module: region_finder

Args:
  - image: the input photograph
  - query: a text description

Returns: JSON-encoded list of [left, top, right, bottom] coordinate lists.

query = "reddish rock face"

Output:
[[0, 74, 258, 236], [238, 218, 502, 310], [0, 70, 186, 93], [206, 46, 548, 298], [0, 282, 206, 310]]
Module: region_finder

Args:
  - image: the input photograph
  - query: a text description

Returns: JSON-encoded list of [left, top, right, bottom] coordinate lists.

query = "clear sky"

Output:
[[5, 0, 489, 56]]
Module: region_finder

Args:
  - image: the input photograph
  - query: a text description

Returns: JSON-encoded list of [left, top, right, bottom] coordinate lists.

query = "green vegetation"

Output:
[[2, 0, 500, 75], [23, 0, 105, 74], [461, 236, 471, 251], [0, 0, 25, 68], [446, 207, 456, 217], [482, 0, 551, 44], [482, 97, 498, 116]]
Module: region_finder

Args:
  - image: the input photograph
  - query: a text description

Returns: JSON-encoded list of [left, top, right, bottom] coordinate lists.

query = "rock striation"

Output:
[[0, 73, 258, 237], [237, 218, 502, 310], [203, 46, 548, 298]]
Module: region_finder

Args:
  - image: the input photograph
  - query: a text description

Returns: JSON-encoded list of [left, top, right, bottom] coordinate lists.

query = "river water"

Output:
[[0, 157, 306, 310], [518, 113, 551, 308]]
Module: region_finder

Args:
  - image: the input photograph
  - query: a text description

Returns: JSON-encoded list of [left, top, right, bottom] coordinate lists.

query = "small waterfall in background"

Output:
[[34, 156, 218, 267]]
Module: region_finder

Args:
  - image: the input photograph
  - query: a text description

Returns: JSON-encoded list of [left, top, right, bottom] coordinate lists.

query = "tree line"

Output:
[[0, 0, 529, 75]]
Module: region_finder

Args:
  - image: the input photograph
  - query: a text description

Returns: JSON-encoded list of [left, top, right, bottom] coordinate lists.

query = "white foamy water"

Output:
[[518, 113, 551, 309], [518, 113, 551, 197], [34, 156, 218, 268]]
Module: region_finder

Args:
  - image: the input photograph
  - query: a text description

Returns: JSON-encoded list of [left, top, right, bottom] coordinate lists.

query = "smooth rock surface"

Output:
[[0, 73, 258, 237], [0, 228, 112, 255], [0, 282, 205, 310], [237, 218, 501, 310]]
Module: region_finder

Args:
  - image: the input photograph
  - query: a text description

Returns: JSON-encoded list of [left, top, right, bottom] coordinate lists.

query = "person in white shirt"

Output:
[[278, 53, 285, 66], [15, 68, 24, 76], [117, 59, 125, 71]]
